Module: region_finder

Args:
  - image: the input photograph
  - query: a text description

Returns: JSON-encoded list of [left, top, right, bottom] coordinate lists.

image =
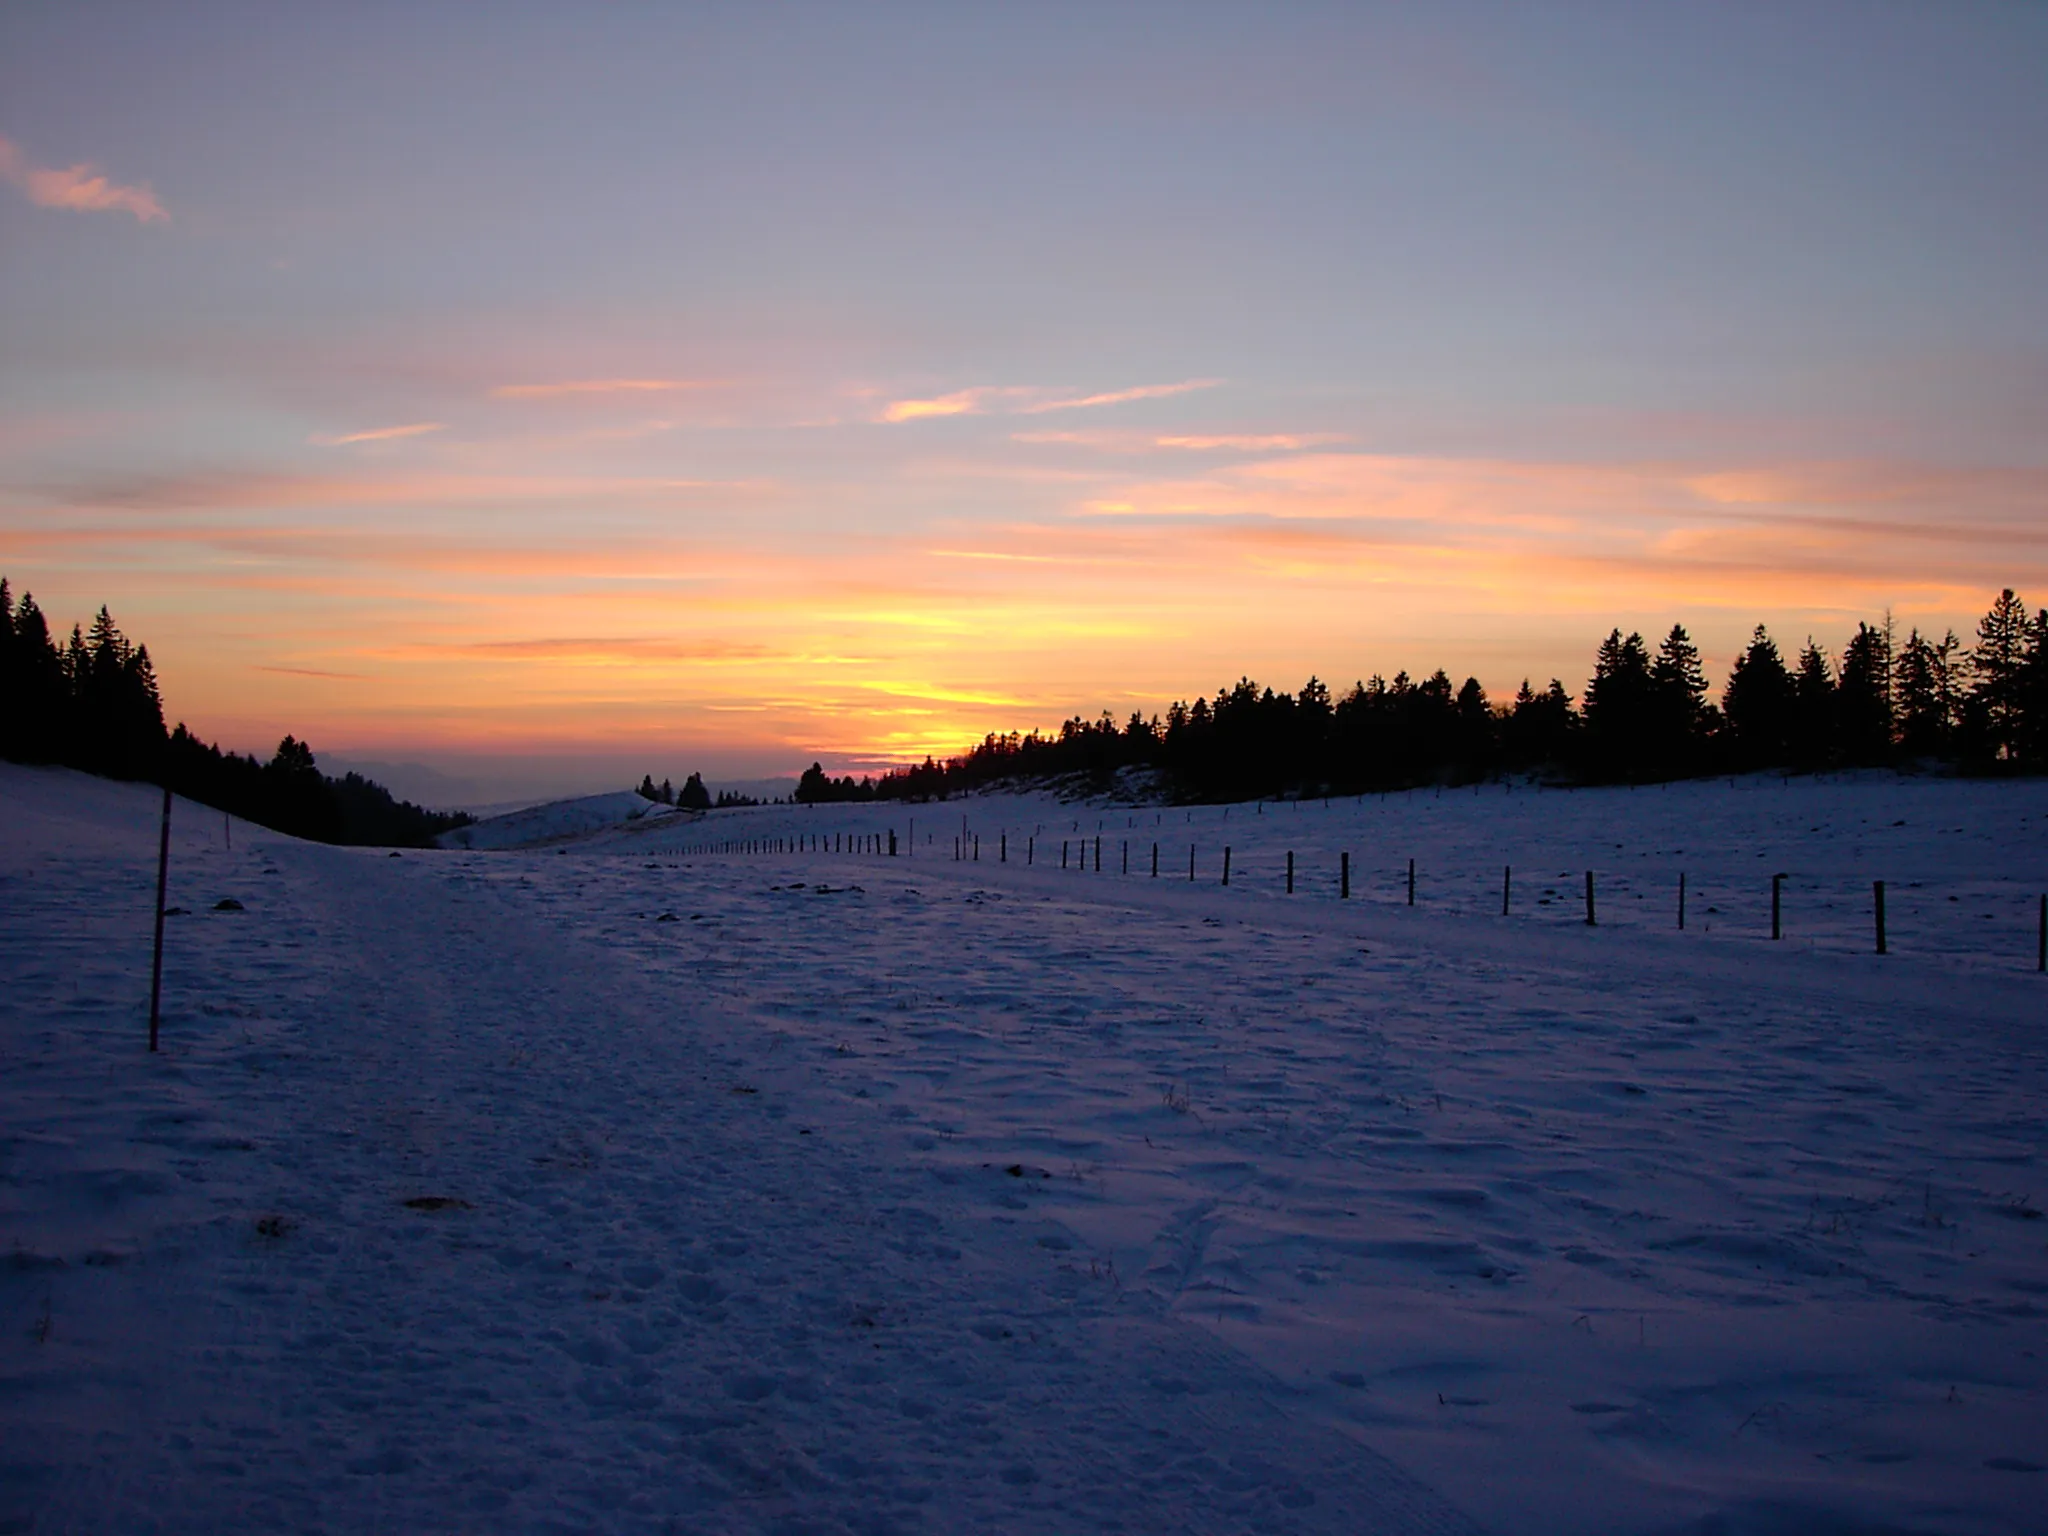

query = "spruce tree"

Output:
[[1968, 589, 2030, 762], [1722, 625, 1793, 769], [1791, 641, 1837, 768], [1894, 628, 1958, 758], [1836, 622, 1893, 764], [1650, 624, 1707, 771], [1583, 629, 1653, 779]]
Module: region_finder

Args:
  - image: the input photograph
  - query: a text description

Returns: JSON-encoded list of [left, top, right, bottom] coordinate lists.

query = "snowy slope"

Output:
[[438, 788, 692, 850], [5, 762, 2045, 1534]]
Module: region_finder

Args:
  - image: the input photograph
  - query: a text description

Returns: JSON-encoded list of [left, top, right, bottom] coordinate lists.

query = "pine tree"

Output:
[[2022, 608, 2048, 769], [1968, 589, 2030, 762], [679, 771, 711, 810], [1583, 629, 1654, 779], [10, 594, 68, 762], [1722, 625, 1793, 769], [1894, 628, 1958, 758], [1650, 624, 1707, 770], [1836, 622, 1893, 764], [1791, 640, 1837, 768]]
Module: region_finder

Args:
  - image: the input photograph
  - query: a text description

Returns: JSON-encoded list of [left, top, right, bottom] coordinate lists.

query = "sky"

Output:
[[3, 2, 2045, 799]]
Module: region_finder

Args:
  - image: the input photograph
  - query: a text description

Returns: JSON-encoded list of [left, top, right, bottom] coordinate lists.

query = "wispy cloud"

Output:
[[490, 379, 708, 400], [1154, 432, 1345, 451], [1012, 428, 1349, 453], [0, 134, 167, 222], [882, 389, 992, 423], [1016, 378, 1222, 414], [310, 422, 447, 446], [881, 378, 1223, 424]]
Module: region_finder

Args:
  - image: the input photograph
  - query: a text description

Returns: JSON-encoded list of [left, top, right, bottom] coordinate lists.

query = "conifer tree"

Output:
[[1894, 628, 1959, 758], [1836, 622, 1893, 764], [679, 771, 711, 810], [1650, 624, 1708, 771], [2021, 607, 2048, 769], [1967, 588, 2030, 762], [1791, 640, 1837, 767], [1583, 629, 1653, 779], [1722, 625, 1793, 769]]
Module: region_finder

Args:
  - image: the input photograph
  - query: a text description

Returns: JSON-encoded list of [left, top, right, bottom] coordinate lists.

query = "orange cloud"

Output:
[[310, 422, 446, 446], [0, 134, 167, 222]]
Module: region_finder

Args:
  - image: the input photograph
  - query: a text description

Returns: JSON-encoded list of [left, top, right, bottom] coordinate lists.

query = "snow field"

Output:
[[5, 765, 2047, 1534]]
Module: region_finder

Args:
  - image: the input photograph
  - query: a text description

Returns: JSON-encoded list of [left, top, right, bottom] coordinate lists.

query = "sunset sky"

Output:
[[4, 4, 2045, 798]]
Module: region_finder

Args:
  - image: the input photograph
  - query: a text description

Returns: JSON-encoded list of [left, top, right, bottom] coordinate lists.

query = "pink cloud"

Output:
[[1015, 378, 1222, 414], [0, 134, 167, 222], [310, 422, 447, 446], [490, 379, 708, 399], [882, 378, 1223, 424]]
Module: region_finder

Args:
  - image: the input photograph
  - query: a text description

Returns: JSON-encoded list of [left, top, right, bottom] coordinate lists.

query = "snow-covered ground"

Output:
[[440, 788, 694, 850], [4, 764, 2045, 1534]]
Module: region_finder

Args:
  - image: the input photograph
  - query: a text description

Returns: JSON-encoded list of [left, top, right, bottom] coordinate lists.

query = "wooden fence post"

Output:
[[1873, 880, 1886, 954], [1151, 842, 1158, 878], [1222, 846, 1231, 887], [1771, 873, 1783, 941], [1407, 858, 1416, 906], [1502, 865, 1510, 916], [1122, 840, 1128, 875], [1584, 870, 1596, 927], [1286, 850, 1294, 894], [1341, 851, 1350, 899], [1678, 872, 1686, 930]]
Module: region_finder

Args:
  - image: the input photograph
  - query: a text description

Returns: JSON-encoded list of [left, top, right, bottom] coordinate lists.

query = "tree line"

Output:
[[0, 580, 472, 846], [802, 591, 2048, 804]]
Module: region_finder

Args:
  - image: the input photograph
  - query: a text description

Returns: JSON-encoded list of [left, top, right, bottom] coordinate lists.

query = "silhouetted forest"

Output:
[[807, 592, 2048, 804], [0, 580, 471, 846]]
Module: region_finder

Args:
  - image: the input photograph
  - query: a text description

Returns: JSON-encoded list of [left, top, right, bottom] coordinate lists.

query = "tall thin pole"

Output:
[[1678, 872, 1686, 930], [1502, 865, 1511, 916], [1873, 880, 1887, 955], [1407, 858, 1416, 906], [1584, 870, 1596, 927], [1341, 851, 1350, 899], [1771, 874, 1783, 941], [149, 786, 171, 1053]]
